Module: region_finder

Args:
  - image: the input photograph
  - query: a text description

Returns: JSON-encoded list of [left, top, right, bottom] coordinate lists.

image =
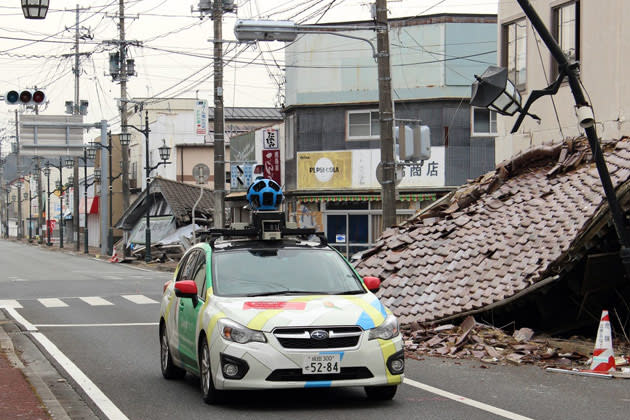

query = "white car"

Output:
[[159, 238, 404, 404]]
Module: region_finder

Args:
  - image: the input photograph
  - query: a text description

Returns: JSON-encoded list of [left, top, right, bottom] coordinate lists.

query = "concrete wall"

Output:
[[496, 0, 630, 163], [285, 16, 497, 106]]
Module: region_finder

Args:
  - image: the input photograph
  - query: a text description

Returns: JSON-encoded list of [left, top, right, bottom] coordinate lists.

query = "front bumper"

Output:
[[210, 332, 404, 390]]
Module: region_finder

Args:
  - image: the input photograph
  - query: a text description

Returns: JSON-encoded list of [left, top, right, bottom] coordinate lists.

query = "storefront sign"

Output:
[[194, 100, 208, 135], [263, 128, 279, 150], [297, 147, 445, 190], [263, 149, 282, 186]]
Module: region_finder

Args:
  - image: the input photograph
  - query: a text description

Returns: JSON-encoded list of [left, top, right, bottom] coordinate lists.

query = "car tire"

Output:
[[160, 325, 186, 380], [364, 385, 398, 401], [200, 338, 224, 404]]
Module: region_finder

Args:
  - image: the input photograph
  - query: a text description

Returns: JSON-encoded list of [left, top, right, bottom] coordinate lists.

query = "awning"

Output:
[[78, 197, 99, 214], [298, 193, 436, 203]]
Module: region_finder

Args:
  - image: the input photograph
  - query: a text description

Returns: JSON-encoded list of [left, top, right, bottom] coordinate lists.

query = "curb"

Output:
[[0, 315, 70, 420]]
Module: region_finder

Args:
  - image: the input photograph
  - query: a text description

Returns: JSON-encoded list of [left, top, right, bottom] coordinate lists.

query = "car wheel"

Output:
[[160, 325, 185, 379], [364, 385, 398, 401], [200, 338, 224, 404]]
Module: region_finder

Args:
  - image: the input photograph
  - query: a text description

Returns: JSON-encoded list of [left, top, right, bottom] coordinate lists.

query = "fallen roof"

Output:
[[116, 177, 214, 230], [355, 137, 630, 326]]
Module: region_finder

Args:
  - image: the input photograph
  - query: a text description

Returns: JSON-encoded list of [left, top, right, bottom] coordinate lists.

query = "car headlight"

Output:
[[218, 319, 266, 344], [368, 314, 399, 340]]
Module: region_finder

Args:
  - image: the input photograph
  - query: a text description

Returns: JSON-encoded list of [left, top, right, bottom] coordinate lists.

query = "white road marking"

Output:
[[0, 299, 22, 308], [404, 378, 535, 420], [38, 298, 69, 308], [35, 322, 158, 327], [122, 294, 158, 304], [80, 296, 114, 306], [5, 308, 37, 331], [30, 331, 129, 420]]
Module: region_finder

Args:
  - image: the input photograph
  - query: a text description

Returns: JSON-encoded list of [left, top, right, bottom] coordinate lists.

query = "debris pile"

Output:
[[402, 316, 629, 369]]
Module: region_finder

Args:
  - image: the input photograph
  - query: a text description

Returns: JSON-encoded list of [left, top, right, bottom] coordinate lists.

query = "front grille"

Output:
[[273, 326, 362, 349], [266, 367, 373, 382]]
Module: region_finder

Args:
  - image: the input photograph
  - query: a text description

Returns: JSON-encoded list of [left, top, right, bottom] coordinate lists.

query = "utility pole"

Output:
[[119, 0, 130, 213], [15, 110, 22, 240], [73, 5, 80, 250], [212, 0, 226, 228], [375, 0, 396, 228]]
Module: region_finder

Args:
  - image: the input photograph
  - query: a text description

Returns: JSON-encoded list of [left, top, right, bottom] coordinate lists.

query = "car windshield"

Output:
[[213, 247, 366, 297]]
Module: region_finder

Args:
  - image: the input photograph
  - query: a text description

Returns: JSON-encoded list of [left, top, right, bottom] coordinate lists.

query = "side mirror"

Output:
[[363, 276, 381, 293], [175, 280, 198, 298]]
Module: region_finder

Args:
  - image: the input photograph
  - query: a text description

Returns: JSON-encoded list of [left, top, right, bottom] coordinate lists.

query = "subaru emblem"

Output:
[[310, 329, 328, 340]]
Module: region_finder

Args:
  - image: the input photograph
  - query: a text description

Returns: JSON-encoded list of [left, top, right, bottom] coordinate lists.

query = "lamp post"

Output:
[[234, 7, 398, 227], [21, 0, 49, 19], [88, 135, 125, 255], [14, 179, 23, 239], [123, 110, 171, 262]]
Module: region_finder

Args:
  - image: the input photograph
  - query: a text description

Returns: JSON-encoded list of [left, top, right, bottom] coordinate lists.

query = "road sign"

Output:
[[19, 115, 85, 157], [192, 163, 210, 184], [230, 163, 254, 191]]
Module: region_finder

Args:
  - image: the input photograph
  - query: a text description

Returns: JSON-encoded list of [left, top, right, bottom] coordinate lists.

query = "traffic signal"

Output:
[[4, 89, 46, 105]]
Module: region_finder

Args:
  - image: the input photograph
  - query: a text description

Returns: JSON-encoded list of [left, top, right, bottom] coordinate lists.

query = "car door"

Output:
[[166, 251, 194, 363], [178, 249, 207, 370]]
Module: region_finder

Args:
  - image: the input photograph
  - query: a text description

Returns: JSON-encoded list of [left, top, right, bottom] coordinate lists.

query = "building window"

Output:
[[471, 107, 497, 136], [347, 110, 380, 140], [552, 1, 579, 77], [502, 18, 527, 89]]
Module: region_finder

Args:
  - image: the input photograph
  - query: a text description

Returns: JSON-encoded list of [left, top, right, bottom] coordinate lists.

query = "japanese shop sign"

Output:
[[297, 147, 445, 190], [263, 149, 282, 186], [194, 100, 208, 135], [263, 128, 279, 150]]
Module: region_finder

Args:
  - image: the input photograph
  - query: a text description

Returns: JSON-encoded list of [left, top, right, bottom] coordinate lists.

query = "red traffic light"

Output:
[[32, 90, 45, 104]]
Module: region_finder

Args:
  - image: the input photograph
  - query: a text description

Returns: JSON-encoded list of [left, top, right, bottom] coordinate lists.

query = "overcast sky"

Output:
[[0, 0, 497, 137]]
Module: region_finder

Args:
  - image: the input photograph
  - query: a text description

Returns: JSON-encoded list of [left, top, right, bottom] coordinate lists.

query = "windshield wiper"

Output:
[[245, 290, 322, 297], [335, 290, 365, 295]]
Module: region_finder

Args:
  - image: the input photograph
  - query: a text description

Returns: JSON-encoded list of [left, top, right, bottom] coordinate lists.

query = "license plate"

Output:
[[302, 354, 341, 375]]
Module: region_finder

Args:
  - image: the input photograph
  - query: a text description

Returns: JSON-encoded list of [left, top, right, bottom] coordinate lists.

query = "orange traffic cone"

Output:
[[589, 310, 616, 372]]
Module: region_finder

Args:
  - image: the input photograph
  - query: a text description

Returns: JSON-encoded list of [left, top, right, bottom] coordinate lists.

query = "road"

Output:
[[1, 240, 629, 420]]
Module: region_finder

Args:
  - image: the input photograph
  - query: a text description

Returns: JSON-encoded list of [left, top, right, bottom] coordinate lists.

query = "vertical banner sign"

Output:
[[263, 150, 281, 186], [195, 100, 208, 135], [263, 129, 279, 150]]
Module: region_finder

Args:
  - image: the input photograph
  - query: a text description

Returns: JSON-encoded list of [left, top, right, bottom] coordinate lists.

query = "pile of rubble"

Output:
[[403, 316, 629, 369]]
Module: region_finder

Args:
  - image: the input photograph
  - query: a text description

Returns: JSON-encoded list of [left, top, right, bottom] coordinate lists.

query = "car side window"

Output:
[[192, 258, 207, 300], [175, 253, 191, 282]]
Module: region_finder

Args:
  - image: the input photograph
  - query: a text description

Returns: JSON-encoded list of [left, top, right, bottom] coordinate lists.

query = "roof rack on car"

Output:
[[199, 210, 327, 246]]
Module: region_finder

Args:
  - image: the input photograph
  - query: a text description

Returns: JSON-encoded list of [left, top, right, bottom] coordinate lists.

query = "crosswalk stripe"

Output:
[[0, 300, 22, 309], [122, 295, 158, 304], [38, 298, 69, 308], [79, 296, 114, 306]]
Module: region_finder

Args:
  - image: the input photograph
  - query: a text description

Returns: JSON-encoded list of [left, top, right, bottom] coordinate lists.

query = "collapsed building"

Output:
[[356, 137, 630, 338]]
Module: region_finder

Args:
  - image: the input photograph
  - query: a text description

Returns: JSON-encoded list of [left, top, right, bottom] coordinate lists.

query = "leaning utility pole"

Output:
[[375, 0, 396, 228], [212, 0, 226, 228]]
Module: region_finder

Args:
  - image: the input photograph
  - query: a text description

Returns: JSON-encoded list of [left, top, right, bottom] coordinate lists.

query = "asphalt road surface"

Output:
[[1, 240, 629, 420]]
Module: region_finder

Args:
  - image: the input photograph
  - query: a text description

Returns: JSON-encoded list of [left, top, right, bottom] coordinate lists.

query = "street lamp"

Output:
[[45, 158, 65, 248], [471, 66, 523, 116], [21, 0, 48, 19], [233, 15, 397, 227], [64, 157, 75, 169], [124, 110, 171, 262]]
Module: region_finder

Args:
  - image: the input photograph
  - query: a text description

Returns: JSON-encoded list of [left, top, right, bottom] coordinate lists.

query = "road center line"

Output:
[[30, 331, 130, 420], [404, 378, 535, 420]]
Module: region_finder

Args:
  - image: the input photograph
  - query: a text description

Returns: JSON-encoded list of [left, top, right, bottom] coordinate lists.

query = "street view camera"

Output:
[[204, 178, 323, 243]]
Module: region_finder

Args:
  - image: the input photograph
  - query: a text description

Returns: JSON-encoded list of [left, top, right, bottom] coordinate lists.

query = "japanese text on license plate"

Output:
[[302, 354, 341, 374]]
